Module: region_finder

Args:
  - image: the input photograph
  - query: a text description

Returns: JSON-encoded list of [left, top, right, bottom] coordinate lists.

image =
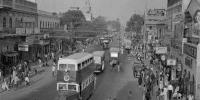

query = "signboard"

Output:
[[155, 47, 167, 54], [16, 28, 25, 35], [185, 57, 193, 68], [111, 52, 118, 58], [183, 44, 197, 59], [167, 0, 181, 7], [18, 44, 29, 51], [147, 9, 166, 16], [167, 59, 176, 66], [26, 36, 35, 43]]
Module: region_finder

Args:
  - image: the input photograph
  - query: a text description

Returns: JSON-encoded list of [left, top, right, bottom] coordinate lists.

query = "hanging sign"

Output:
[[167, 59, 176, 66], [161, 55, 166, 61], [155, 47, 167, 54]]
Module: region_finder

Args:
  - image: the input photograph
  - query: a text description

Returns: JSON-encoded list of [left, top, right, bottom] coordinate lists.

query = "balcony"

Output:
[[0, 0, 13, 8]]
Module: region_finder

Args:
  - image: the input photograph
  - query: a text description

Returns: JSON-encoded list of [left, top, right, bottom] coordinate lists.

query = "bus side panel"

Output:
[[81, 81, 95, 100]]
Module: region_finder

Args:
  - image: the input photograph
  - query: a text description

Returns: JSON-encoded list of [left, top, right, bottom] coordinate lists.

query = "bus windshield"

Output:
[[59, 64, 76, 71]]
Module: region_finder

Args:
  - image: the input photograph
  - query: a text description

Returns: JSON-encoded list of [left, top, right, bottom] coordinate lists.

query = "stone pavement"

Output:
[[0, 60, 54, 100]]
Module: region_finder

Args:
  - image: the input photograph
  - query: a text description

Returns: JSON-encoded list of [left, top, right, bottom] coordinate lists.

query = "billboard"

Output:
[[18, 44, 29, 51], [147, 9, 166, 17], [167, 0, 181, 7], [167, 59, 176, 66], [155, 47, 167, 54]]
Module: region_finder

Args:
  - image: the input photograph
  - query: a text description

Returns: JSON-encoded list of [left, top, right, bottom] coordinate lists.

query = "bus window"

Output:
[[90, 57, 93, 62], [57, 83, 67, 90], [78, 63, 81, 70], [68, 64, 76, 71], [82, 62, 85, 68], [59, 64, 67, 71], [68, 84, 77, 91]]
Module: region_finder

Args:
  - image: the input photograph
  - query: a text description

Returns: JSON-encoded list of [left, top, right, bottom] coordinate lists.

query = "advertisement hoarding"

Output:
[[111, 52, 118, 58], [167, 59, 176, 66], [147, 9, 166, 17], [18, 44, 29, 51], [155, 47, 167, 54]]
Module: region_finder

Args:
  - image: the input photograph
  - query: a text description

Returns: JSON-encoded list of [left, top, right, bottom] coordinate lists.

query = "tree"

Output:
[[107, 19, 121, 32], [92, 16, 108, 31], [60, 9, 86, 29], [125, 14, 144, 33]]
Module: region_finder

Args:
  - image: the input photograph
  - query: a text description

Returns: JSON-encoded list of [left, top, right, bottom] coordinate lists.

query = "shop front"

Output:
[[33, 40, 50, 62], [1, 51, 19, 76]]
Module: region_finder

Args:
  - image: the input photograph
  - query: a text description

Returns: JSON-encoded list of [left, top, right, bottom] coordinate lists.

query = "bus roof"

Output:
[[59, 52, 93, 64], [110, 47, 120, 52], [92, 51, 105, 57]]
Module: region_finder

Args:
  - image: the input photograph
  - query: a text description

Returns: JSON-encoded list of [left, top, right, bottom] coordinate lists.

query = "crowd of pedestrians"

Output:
[[133, 47, 195, 100], [0, 61, 31, 92], [0, 52, 56, 92]]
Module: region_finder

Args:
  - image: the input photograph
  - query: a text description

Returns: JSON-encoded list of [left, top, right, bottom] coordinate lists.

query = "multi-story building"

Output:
[[144, 8, 166, 56], [183, 0, 200, 99], [0, 0, 38, 35], [38, 10, 60, 33], [0, 0, 62, 77], [166, 0, 200, 99], [0, 0, 38, 70]]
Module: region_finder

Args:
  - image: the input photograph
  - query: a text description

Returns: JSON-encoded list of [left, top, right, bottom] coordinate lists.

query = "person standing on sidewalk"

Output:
[[160, 86, 168, 100], [24, 75, 30, 86], [168, 83, 173, 100], [1, 79, 9, 91], [52, 63, 56, 77], [142, 84, 146, 100], [138, 75, 143, 87], [145, 89, 151, 100]]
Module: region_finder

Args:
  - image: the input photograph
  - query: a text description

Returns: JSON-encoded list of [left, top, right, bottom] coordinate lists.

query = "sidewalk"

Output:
[[0, 60, 54, 100]]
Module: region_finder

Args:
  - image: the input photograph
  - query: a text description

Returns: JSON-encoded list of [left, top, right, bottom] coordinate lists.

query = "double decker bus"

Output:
[[57, 52, 96, 100]]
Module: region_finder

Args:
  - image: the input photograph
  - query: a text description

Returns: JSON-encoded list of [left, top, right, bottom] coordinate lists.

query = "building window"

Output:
[[3, 17, 6, 28], [9, 18, 12, 28], [46, 22, 48, 28], [43, 21, 44, 28], [40, 21, 42, 28]]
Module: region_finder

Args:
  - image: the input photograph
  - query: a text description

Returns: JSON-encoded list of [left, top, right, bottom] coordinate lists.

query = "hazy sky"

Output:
[[37, 0, 167, 25]]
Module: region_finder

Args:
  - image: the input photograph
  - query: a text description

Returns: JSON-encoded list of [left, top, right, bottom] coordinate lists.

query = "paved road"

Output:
[[90, 35, 143, 100]]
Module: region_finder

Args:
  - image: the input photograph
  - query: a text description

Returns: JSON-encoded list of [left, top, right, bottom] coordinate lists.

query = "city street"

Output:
[[0, 34, 144, 100]]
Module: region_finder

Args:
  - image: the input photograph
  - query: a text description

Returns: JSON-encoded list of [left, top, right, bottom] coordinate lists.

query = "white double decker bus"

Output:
[[57, 52, 96, 100]]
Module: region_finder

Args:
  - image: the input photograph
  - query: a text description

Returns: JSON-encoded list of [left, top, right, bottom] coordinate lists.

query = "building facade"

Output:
[[166, 0, 200, 99], [38, 10, 60, 33], [0, 0, 38, 35], [144, 9, 166, 45], [0, 0, 62, 77]]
